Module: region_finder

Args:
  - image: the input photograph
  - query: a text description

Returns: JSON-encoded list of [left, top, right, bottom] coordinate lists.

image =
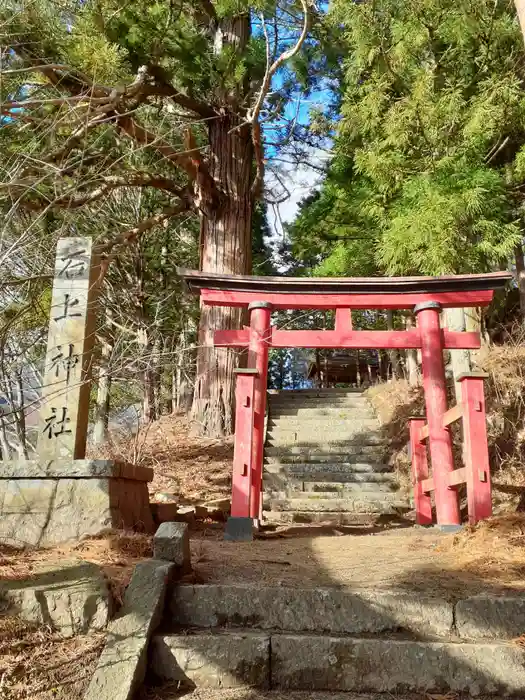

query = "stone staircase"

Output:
[[150, 582, 525, 694], [263, 388, 409, 524]]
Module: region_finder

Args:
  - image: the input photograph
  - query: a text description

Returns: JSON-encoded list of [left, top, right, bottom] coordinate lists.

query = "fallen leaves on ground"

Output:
[[0, 615, 105, 699]]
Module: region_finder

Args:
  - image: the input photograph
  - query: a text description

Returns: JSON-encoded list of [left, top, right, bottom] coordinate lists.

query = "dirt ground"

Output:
[[188, 515, 525, 598]]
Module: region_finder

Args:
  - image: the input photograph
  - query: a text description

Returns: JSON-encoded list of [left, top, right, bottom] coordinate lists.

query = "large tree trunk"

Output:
[[191, 115, 253, 436], [515, 244, 525, 319], [515, 0, 525, 43]]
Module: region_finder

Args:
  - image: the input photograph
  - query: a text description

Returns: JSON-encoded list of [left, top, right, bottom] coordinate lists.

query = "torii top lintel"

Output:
[[178, 269, 511, 310]]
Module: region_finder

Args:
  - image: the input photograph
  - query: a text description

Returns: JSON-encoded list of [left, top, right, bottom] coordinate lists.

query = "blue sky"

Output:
[[254, 2, 334, 236]]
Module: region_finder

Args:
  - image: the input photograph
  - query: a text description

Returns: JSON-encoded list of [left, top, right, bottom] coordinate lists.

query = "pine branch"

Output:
[[145, 79, 215, 118]]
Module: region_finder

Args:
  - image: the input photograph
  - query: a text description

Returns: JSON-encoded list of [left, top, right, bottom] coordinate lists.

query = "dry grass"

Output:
[[90, 413, 232, 504], [0, 530, 152, 606], [477, 342, 525, 509], [0, 615, 105, 699], [365, 340, 525, 510], [366, 380, 424, 495], [438, 513, 525, 583]]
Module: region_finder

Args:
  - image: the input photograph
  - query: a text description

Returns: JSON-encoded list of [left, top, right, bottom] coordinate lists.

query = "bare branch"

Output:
[[247, 1, 311, 197], [247, 0, 311, 126], [0, 274, 53, 288], [146, 78, 215, 118], [0, 63, 72, 76], [2, 174, 186, 210], [95, 202, 190, 256], [1, 94, 111, 113], [199, 0, 217, 21]]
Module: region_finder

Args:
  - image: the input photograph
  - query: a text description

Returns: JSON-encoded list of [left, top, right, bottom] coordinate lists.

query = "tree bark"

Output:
[[515, 0, 525, 44], [191, 122, 253, 436], [173, 327, 192, 412], [93, 339, 112, 445], [405, 314, 420, 387], [515, 244, 525, 319], [190, 13, 253, 437], [386, 310, 402, 379], [445, 307, 471, 403]]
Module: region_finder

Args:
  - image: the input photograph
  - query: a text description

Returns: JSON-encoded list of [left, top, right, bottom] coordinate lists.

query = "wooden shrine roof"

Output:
[[178, 269, 511, 295]]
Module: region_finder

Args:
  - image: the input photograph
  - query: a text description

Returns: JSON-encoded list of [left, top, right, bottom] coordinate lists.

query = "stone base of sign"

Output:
[[0, 459, 154, 548]]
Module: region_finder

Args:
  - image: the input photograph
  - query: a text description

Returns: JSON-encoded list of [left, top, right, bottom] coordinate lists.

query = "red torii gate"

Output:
[[180, 269, 511, 540]]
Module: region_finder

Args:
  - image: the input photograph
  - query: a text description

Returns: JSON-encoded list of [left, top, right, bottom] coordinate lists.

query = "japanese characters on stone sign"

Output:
[[38, 238, 99, 461]]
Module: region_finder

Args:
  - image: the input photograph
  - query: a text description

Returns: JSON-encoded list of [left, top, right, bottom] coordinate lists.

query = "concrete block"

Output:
[[0, 475, 154, 547], [150, 632, 270, 688], [169, 584, 453, 637], [224, 517, 253, 541], [456, 595, 525, 639], [0, 560, 111, 637], [271, 634, 525, 694], [84, 559, 173, 700], [154, 522, 191, 570]]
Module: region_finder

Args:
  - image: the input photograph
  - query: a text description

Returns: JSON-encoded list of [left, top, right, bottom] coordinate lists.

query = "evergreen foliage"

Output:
[[290, 0, 525, 277]]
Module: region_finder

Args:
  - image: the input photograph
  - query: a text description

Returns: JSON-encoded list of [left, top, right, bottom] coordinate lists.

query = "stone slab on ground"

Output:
[[0, 559, 111, 637], [0, 471, 154, 547], [271, 635, 525, 695], [154, 522, 191, 571], [170, 584, 453, 637], [84, 559, 174, 700], [455, 595, 525, 639], [150, 631, 270, 689]]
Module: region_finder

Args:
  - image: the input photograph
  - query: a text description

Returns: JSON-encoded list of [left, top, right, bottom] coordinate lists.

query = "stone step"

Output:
[[167, 583, 453, 636], [264, 447, 385, 462], [268, 497, 409, 514], [268, 418, 379, 430], [264, 464, 394, 479], [268, 420, 380, 432], [270, 388, 365, 396], [266, 490, 400, 505], [262, 510, 391, 525], [150, 630, 525, 694], [266, 481, 398, 496], [266, 434, 383, 448], [269, 399, 371, 410], [269, 408, 375, 418]]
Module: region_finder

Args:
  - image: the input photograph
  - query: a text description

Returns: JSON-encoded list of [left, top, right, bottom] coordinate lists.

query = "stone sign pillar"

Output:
[[38, 237, 99, 460], [0, 237, 155, 548]]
